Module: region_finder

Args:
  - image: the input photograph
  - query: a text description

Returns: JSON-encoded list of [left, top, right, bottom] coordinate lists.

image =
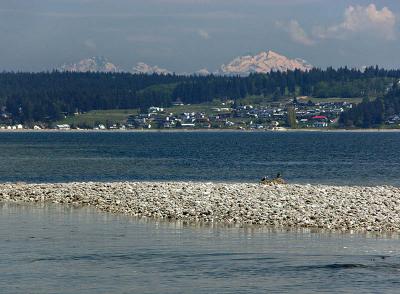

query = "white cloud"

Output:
[[314, 4, 396, 40], [279, 3, 397, 44], [276, 20, 315, 46], [198, 29, 210, 39]]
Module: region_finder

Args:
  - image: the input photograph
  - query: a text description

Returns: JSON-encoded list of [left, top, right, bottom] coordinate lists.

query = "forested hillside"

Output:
[[0, 66, 399, 124]]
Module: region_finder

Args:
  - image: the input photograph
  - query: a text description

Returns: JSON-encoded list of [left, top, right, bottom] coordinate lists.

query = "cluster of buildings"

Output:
[[123, 99, 354, 130], [291, 100, 353, 128], [126, 106, 212, 129], [386, 114, 400, 125], [0, 98, 355, 131]]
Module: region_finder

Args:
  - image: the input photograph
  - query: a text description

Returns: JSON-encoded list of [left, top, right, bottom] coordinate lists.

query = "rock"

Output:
[[1, 181, 400, 232]]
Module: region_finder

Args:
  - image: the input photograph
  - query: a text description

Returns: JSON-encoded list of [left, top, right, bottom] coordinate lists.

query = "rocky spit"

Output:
[[1, 181, 400, 232]]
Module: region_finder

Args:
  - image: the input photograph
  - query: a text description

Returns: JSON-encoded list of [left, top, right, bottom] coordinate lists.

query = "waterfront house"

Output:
[[181, 123, 195, 128], [311, 115, 329, 128], [56, 124, 71, 130]]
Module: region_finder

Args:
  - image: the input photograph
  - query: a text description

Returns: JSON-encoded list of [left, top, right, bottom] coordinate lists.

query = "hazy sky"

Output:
[[1, 0, 400, 72]]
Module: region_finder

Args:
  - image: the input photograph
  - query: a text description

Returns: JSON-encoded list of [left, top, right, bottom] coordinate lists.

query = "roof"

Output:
[[312, 115, 328, 120]]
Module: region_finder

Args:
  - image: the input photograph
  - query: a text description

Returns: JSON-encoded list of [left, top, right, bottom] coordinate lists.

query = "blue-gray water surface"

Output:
[[0, 131, 399, 185], [2, 131, 400, 293], [1, 203, 400, 294]]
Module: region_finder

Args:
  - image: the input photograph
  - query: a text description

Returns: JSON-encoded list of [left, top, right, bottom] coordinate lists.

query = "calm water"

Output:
[[1, 203, 400, 294], [0, 131, 399, 185], [2, 131, 400, 293]]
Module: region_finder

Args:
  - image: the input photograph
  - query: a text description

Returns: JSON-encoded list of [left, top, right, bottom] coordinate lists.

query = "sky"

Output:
[[1, 0, 400, 72]]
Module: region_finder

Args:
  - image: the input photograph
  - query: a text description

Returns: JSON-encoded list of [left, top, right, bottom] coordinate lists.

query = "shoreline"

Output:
[[0, 128, 400, 133], [1, 181, 400, 232]]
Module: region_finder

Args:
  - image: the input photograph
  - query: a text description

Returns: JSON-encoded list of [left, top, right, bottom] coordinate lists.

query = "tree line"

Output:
[[0, 66, 400, 124]]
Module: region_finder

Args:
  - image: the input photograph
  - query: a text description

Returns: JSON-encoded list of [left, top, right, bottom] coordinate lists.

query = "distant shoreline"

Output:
[[0, 128, 400, 133]]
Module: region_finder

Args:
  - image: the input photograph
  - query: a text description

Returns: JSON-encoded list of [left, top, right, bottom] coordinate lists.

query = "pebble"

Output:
[[1, 181, 400, 232]]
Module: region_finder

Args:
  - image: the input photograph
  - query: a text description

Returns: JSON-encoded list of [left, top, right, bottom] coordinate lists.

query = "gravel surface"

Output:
[[1, 181, 400, 232]]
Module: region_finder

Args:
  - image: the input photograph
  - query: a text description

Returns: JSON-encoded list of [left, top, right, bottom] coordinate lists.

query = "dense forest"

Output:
[[1, 66, 400, 124]]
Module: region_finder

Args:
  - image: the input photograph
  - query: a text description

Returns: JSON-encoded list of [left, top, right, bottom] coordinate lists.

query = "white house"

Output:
[[56, 124, 71, 130]]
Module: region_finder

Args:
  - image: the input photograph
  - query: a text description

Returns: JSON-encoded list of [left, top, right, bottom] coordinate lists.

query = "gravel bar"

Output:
[[1, 181, 400, 232]]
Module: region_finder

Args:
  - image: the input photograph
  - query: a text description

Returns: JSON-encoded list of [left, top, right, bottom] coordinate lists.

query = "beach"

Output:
[[2, 181, 400, 232]]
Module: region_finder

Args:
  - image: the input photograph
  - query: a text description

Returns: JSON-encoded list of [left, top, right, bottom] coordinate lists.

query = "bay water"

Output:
[[1, 131, 400, 293], [0, 131, 399, 185]]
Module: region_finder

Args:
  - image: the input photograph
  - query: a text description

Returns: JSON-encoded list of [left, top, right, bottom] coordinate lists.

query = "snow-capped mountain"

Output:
[[58, 51, 312, 76], [195, 68, 210, 76], [220, 50, 313, 76], [60, 57, 121, 73], [132, 62, 171, 75]]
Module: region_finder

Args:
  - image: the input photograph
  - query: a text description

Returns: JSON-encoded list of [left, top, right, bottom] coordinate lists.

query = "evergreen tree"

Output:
[[286, 107, 297, 129]]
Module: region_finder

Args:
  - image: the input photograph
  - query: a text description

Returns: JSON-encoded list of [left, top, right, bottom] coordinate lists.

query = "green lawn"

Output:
[[236, 95, 273, 106], [299, 96, 376, 104], [239, 95, 370, 106], [57, 109, 139, 128], [166, 101, 229, 115]]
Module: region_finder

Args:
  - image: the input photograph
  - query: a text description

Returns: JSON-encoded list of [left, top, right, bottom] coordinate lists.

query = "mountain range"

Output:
[[59, 56, 121, 73], [59, 51, 313, 75]]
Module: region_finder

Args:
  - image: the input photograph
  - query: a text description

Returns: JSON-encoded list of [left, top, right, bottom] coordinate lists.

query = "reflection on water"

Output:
[[1, 203, 400, 294]]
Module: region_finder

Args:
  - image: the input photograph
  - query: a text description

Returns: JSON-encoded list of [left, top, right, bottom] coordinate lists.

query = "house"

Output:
[[312, 115, 328, 120], [386, 114, 400, 125], [216, 113, 232, 120], [148, 106, 164, 113], [311, 115, 329, 128], [195, 117, 211, 128], [56, 124, 70, 130], [313, 121, 328, 128], [181, 123, 195, 128]]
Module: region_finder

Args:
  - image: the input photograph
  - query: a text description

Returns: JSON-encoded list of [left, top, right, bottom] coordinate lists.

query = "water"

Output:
[[1, 203, 400, 294], [2, 131, 400, 293], [0, 131, 399, 185]]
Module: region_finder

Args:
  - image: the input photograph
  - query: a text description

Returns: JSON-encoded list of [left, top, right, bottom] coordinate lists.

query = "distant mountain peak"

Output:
[[57, 51, 313, 76], [220, 50, 313, 76], [195, 68, 210, 76], [132, 62, 171, 75], [60, 56, 121, 73]]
